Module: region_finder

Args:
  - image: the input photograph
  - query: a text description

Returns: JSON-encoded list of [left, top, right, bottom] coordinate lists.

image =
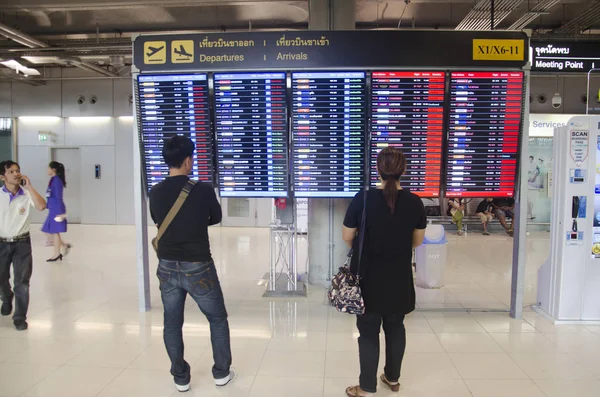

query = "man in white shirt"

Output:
[[0, 161, 46, 330]]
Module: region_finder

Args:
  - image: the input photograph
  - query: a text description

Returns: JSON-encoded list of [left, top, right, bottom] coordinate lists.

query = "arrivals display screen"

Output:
[[214, 72, 289, 197], [137, 74, 212, 190], [292, 71, 366, 197], [370, 71, 445, 197], [445, 71, 523, 197]]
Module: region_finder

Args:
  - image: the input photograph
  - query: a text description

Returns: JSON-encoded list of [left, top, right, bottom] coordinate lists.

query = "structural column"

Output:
[[309, 0, 356, 30], [132, 61, 151, 312], [306, 0, 356, 287], [509, 65, 531, 319]]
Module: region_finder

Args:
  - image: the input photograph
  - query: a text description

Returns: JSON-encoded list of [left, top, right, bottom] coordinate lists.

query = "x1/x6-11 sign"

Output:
[[472, 39, 525, 61]]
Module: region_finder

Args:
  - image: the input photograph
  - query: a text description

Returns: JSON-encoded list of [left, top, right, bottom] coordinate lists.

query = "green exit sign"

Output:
[[38, 134, 48, 142]]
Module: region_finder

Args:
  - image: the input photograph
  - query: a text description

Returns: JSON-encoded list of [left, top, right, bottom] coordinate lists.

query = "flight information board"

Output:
[[370, 71, 445, 197], [292, 71, 366, 197], [214, 72, 288, 197], [445, 71, 523, 197], [137, 74, 212, 190]]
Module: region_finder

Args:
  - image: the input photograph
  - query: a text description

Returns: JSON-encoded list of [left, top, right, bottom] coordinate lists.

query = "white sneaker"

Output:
[[175, 383, 190, 393], [215, 370, 236, 387]]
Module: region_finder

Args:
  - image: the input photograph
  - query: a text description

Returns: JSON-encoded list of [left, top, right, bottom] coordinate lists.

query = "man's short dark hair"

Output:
[[162, 136, 194, 168], [0, 160, 19, 176]]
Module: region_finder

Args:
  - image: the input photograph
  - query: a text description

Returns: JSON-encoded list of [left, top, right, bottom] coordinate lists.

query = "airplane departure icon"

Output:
[[146, 45, 164, 58], [174, 45, 192, 58]]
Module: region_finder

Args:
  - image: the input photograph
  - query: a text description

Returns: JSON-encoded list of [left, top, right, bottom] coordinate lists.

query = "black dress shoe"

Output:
[[1, 301, 12, 316], [46, 254, 63, 262], [14, 319, 28, 331]]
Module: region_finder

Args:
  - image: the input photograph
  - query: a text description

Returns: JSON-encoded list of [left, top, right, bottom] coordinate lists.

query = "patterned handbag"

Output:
[[328, 191, 367, 315]]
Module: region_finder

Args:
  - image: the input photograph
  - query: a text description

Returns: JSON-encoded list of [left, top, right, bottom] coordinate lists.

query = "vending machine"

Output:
[[537, 115, 600, 321]]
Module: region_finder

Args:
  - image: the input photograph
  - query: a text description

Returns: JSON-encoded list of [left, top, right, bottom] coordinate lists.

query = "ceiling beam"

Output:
[[507, 0, 561, 30], [455, 0, 525, 30], [0, 22, 119, 77], [552, 0, 600, 34], [0, 0, 307, 11]]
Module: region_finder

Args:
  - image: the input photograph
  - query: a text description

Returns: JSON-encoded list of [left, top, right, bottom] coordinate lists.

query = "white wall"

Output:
[[11, 76, 135, 225], [0, 83, 11, 116], [17, 145, 50, 224], [115, 117, 135, 225], [81, 146, 116, 224]]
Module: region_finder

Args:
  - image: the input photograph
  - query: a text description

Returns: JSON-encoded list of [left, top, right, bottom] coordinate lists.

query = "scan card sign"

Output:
[[570, 130, 589, 167]]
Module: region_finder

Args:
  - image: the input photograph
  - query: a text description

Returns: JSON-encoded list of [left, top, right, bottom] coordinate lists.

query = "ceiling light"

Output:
[[21, 55, 60, 64], [0, 59, 40, 76]]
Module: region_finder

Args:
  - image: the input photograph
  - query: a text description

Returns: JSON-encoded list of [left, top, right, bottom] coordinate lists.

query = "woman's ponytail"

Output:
[[382, 173, 399, 214], [49, 161, 67, 187], [376, 148, 407, 214]]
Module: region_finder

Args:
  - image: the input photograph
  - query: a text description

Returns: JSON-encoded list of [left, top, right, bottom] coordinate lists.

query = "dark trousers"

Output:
[[157, 259, 232, 386], [0, 238, 33, 321], [357, 312, 406, 393]]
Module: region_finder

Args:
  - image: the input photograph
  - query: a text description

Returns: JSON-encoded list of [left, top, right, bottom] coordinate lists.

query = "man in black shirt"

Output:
[[149, 136, 233, 393], [491, 197, 515, 236]]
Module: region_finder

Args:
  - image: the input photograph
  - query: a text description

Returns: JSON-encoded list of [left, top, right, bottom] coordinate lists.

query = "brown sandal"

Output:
[[380, 374, 401, 392], [345, 386, 373, 397]]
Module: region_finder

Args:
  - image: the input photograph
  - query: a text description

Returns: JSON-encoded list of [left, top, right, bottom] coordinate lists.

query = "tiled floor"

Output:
[[1, 225, 599, 397]]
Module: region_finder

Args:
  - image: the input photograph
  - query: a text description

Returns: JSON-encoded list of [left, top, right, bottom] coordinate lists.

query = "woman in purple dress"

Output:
[[41, 162, 71, 262]]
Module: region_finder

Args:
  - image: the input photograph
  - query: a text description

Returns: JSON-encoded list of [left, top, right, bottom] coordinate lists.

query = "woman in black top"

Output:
[[342, 147, 427, 397]]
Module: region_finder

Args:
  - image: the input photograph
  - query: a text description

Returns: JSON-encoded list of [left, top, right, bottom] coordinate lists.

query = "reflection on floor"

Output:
[[1, 226, 599, 397]]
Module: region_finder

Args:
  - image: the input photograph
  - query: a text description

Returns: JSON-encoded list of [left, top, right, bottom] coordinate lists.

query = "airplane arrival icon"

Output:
[[171, 40, 194, 63], [174, 45, 192, 58]]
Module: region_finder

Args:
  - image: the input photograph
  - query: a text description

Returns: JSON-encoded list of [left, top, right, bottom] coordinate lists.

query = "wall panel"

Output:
[[65, 117, 115, 146], [12, 81, 62, 116], [113, 80, 134, 117], [0, 82, 12, 116], [61, 80, 114, 117], [81, 145, 116, 224], [17, 117, 65, 146], [17, 145, 50, 224], [114, 117, 135, 225]]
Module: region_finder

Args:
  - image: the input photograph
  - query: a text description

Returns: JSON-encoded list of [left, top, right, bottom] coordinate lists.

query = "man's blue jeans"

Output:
[[157, 259, 232, 386]]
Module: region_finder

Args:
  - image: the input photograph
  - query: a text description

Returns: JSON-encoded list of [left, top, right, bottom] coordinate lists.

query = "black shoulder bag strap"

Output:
[[356, 189, 368, 277]]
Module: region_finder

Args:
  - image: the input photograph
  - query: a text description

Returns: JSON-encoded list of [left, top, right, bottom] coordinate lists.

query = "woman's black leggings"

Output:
[[356, 312, 406, 393]]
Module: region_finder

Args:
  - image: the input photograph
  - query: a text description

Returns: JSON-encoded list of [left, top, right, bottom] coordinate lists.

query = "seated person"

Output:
[[491, 197, 515, 236], [447, 198, 464, 236], [475, 198, 494, 236]]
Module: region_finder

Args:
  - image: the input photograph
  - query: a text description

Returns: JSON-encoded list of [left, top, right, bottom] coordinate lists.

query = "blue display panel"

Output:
[[137, 74, 212, 191], [292, 71, 367, 198], [214, 72, 289, 197]]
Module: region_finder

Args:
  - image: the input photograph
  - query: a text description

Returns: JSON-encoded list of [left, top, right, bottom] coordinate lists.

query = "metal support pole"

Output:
[[586, 68, 600, 115], [510, 65, 531, 319], [328, 198, 334, 280], [132, 75, 151, 312], [264, 223, 306, 297], [491, 0, 495, 30]]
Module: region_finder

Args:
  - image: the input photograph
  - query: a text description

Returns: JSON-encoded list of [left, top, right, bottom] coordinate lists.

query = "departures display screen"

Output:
[[292, 71, 366, 197], [214, 72, 288, 197], [370, 71, 445, 197], [445, 71, 523, 197], [137, 74, 212, 190]]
